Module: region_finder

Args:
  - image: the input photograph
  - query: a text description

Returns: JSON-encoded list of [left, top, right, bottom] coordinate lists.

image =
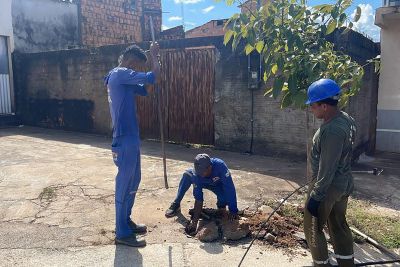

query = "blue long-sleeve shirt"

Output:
[[192, 158, 239, 214], [104, 67, 155, 139]]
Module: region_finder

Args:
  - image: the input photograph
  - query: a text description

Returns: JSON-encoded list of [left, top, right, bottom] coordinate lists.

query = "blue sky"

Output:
[[161, 0, 381, 41]]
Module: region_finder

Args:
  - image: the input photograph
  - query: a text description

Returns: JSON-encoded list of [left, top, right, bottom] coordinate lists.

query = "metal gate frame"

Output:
[[0, 35, 15, 115]]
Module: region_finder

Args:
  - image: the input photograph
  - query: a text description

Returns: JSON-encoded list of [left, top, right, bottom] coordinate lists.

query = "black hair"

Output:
[[318, 98, 339, 106], [118, 44, 147, 64]]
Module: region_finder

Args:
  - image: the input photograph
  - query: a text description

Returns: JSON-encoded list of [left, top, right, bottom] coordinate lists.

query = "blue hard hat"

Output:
[[305, 79, 341, 105]]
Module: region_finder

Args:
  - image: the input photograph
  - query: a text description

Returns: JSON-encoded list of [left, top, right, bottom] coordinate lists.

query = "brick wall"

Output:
[[13, 33, 379, 157], [80, 0, 161, 47], [160, 25, 184, 40], [185, 20, 227, 39]]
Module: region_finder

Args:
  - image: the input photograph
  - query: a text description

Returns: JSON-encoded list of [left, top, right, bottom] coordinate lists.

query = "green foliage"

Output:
[[223, 0, 372, 109]]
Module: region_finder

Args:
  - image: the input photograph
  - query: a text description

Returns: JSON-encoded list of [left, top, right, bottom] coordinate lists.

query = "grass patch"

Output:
[[347, 199, 400, 249], [267, 198, 400, 249], [279, 204, 304, 227], [39, 186, 57, 201]]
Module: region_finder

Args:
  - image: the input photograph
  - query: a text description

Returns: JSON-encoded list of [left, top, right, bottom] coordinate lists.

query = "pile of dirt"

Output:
[[186, 206, 304, 249], [245, 209, 301, 248]]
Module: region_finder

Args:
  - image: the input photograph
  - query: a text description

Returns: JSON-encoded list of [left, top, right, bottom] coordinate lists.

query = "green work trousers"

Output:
[[304, 185, 354, 267]]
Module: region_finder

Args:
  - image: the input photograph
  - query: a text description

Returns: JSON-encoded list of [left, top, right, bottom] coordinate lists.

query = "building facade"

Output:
[[375, 0, 400, 153]]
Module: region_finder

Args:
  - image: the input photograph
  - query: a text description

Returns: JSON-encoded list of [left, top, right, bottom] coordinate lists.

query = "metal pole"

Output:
[[149, 16, 168, 189]]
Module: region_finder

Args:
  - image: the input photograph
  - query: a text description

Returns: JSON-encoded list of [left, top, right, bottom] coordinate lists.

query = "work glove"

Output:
[[185, 220, 198, 236], [307, 197, 320, 217]]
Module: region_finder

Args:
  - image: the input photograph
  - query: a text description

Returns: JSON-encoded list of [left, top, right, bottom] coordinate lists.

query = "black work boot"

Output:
[[128, 221, 147, 234], [115, 235, 146, 247], [165, 202, 181, 218]]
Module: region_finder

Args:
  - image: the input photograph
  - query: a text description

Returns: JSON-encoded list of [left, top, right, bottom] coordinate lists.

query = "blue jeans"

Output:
[[174, 169, 227, 209], [112, 136, 141, 239]]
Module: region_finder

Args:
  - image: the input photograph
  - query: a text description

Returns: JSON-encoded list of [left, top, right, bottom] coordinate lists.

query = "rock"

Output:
[[258, 205, 275, 220], [265, 233, 276, 242], [258, 205, 274, 215], [294, 231, 306, 241], [242, 208, 256, 217], [296, 205, 305, 213], [222, 218, 250, 241], [195, 221, 219, 242], [255, 229, 267, 239]]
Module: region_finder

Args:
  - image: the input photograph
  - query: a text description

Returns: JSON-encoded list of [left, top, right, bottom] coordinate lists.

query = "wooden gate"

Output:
[[137, 47, 215, 145]]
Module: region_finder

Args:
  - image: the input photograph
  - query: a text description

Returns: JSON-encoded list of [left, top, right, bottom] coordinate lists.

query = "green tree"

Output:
[[223, 0, 366, 109], [222, 0, 379, 178]]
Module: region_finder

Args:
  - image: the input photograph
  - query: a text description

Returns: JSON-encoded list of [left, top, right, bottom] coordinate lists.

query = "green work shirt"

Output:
[[310, 111, 356, 201]]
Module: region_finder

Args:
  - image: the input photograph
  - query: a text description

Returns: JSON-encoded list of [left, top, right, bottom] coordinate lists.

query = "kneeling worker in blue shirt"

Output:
[[165, 154, 239, 234], [105, 42, 160, 247]]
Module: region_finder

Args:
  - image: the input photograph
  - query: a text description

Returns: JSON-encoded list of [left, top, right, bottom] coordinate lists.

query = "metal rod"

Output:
[[350, 227, 400, 260], [355, 259, 400, 266], [238, 180, 312, 267], [149, 15, 168, 189]]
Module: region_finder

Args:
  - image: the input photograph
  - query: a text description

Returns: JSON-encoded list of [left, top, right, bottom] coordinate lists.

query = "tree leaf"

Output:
[[272, 77, 284, 98], [281, 92, 293, 108], [245, 44, 255, 55], [277, 56, 284, 70], [314, 4, 332, 13], [224, 30, 234, 45], [331, 6, 340, 19], [342, 22, 353, 35], [339, 13, 347, 26], [289, 4, 296, 17], [263, 71, 269, 82], [354, 6, 362, 23], [288, 75, 297, 93], [226, 0, 235, 6], [272, 64, 278, 74], [256, 41, 264, 54], [326, 20, 337, 35], [264, 87, 273, 96]]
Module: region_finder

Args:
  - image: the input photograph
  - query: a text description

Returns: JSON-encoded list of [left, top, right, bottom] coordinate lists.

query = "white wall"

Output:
[[378, 21, 400, 111], [376, 10, 400, 153], [0, 0, 14, 51]]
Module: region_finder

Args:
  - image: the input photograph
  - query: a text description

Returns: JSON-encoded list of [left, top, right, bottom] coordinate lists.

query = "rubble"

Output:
[[196, 220, 219, 242], [221, 218, 250, 241], [184, 205, 303, 249]]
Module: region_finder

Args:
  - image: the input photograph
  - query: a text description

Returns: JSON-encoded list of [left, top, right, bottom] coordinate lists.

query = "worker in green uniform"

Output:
[[304, 79, 356, 267]]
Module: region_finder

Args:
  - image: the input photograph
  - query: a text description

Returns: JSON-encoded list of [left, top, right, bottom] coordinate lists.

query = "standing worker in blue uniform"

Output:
[[304, 79, 356, 267], [165, 154, 239, 234], [104, 43, 160, 247]]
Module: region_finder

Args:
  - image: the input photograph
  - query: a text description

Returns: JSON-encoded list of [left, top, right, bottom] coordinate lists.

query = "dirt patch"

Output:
[[185, 206, 304, 249], [245, 208, 302, 249]]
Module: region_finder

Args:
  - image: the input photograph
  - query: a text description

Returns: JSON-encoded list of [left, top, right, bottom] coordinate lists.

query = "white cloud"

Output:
[[202, 5, 215, 14], [174, 0, 203, 4], [168, 16, 183, 21], [162, 25, 170, 30], [185, 22, 196, 26], [351, 4, 380, 41]]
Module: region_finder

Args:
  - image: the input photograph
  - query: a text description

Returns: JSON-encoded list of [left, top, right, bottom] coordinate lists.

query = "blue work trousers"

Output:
[[111, 136, 141, 239]]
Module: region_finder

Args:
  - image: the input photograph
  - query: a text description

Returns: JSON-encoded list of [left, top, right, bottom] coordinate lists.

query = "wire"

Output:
[[237, 179, 312, 267]]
